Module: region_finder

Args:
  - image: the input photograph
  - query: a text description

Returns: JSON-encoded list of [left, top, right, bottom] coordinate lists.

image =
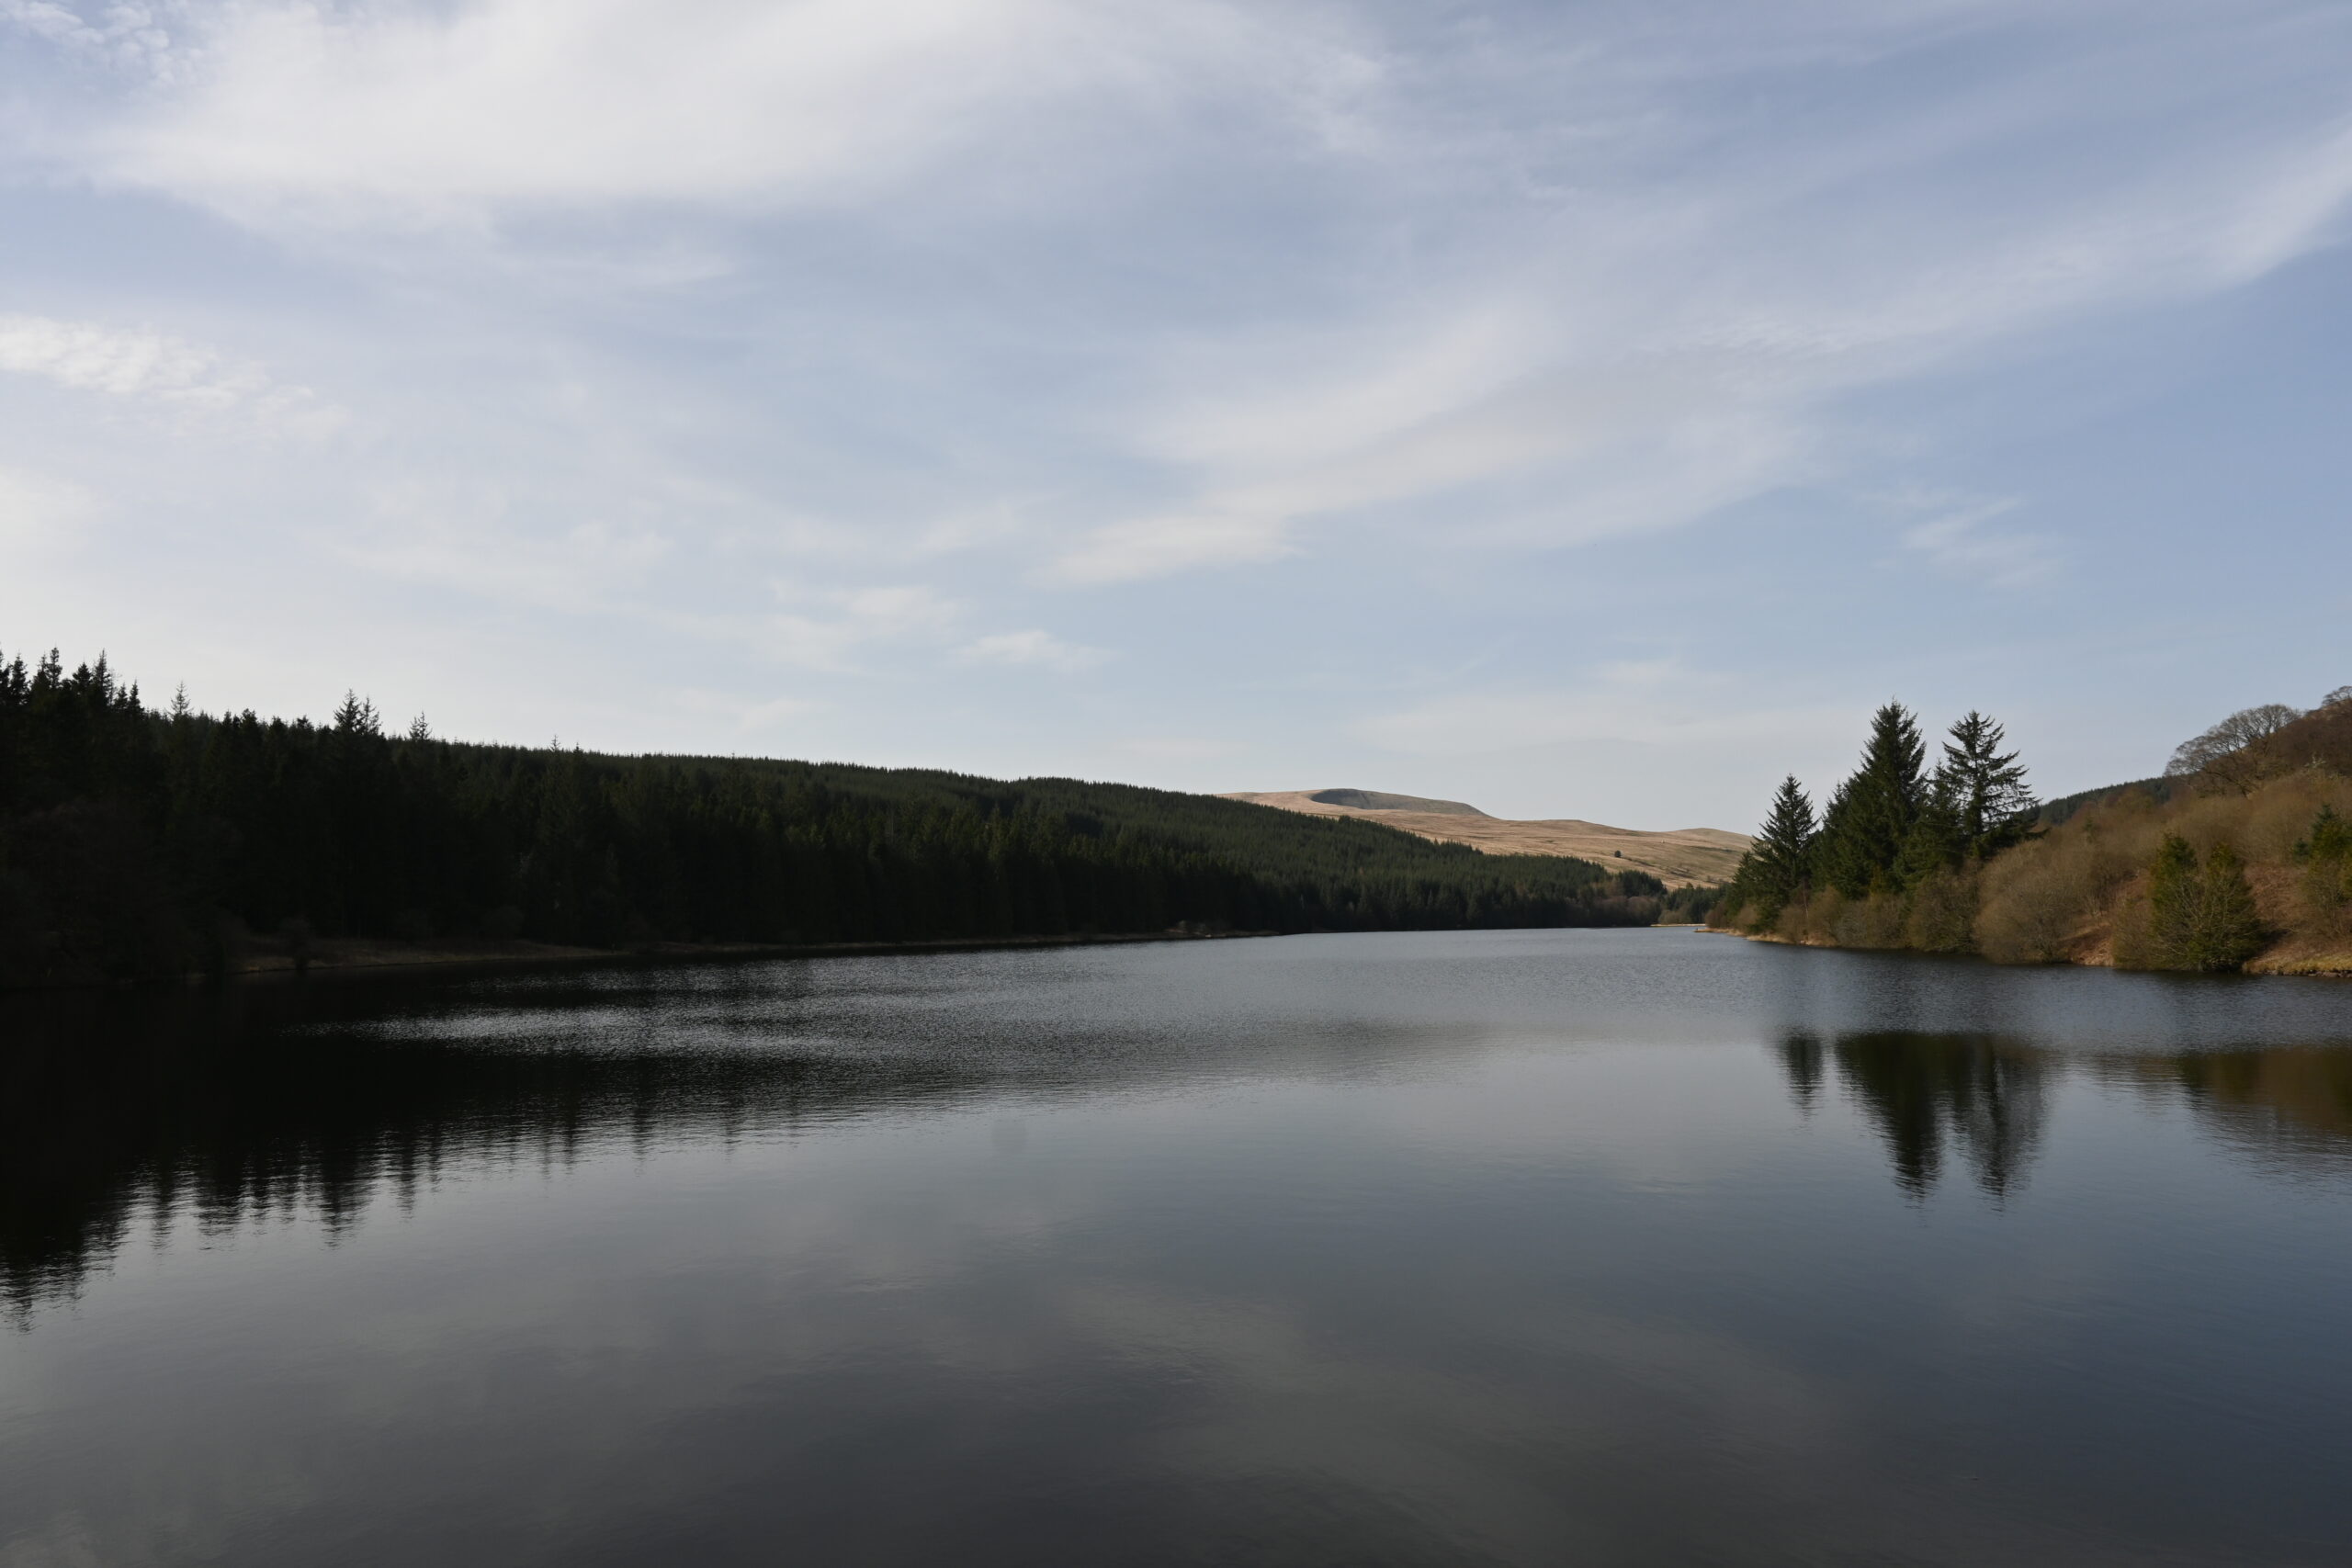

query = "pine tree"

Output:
[[1743, 775, 1815, 921], [1815, 703, 1926, 897], [2145, 835, 2267, 971], [1809, 777, 1850, 891], [2187, 842, 2266, 971], [2145, 833, 2200, 964], [1894, 773, 1964, 888], [334, 691, 381, 738], [2295, 806, 2352, 931], [1940, 710, 2036, 857]]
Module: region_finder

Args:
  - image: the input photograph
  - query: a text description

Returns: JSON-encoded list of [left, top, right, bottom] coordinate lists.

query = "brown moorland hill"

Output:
[[1222, 789, 1750, 888]]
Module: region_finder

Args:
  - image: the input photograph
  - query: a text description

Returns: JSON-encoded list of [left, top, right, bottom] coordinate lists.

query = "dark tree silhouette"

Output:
[[1, 644, 1673, 987]]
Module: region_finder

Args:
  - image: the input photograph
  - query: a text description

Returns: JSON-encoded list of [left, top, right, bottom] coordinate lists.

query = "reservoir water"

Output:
[[5, 928, 2351, 1566]]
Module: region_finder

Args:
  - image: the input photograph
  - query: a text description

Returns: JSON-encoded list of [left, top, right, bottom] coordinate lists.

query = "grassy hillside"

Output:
[[1223, 789, 1751, 888], [0, 647, 1672, 988]]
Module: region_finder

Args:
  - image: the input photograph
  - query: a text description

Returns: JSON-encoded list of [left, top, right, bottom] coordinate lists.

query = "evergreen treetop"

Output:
[[1815, 702, 1926, 897], [1940, 710, 2036, 856], [1741, 774, 1815, 921]]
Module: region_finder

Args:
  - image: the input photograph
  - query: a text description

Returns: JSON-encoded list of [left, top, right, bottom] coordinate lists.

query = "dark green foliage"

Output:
[[2143, 834, 2199, 963], [1814, 703, 1926, 897], [2140, 834, 2267, 972], [1939, 711, 2038, 858], [2297, 805, 2352, 863], [1728, 775, 1814, 926], [1894, 785, 1964, 888], [0, 652, 182, 987], [2294, 806, 2352, 931], [1655, 882, 1720, 925], [1713, 701, 2042, 950], [1889, 713, 2036, 889], [2038, 776, 2174, 829], [1813, 706, 2035, 900], [0, 645, 1663, 987]]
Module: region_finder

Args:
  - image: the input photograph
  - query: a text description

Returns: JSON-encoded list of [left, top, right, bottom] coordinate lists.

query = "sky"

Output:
[[3, 0, 2350, 830]]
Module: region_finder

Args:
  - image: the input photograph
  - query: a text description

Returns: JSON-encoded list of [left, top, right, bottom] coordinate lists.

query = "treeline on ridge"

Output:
[[0, 646, 1679, 987], [1714, 686, 2352, 974]]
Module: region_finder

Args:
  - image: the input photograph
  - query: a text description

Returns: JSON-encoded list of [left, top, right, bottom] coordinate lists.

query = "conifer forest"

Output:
[[0, 646, 1678, 988]]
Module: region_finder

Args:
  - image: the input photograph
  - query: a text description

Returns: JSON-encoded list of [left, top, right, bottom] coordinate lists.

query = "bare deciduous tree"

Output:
[[2165, 703, 2305, 794]]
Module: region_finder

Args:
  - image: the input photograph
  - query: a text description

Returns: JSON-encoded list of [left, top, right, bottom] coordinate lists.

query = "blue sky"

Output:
[[3, 0, 2349, 829]]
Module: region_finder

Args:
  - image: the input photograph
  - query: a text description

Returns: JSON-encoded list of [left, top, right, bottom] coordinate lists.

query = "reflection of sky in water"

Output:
[[5, 930, 2352, 1566], [310, 926, 2352, 1059]]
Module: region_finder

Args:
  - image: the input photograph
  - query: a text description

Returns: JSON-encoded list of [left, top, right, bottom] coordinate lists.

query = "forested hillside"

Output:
[[1713, 689, 2352, 974], [0, 647, 1672, 987]]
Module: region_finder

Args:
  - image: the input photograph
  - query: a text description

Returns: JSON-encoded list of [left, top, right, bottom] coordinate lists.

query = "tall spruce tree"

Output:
[[1742, 775, 1816, 921], [1815, 702, 1926, 897], [1940, 710, 2036, 857], [1894, 773, 1964, 887]]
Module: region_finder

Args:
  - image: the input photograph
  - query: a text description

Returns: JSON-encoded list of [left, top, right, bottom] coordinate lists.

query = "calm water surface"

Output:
[[5, 929, 2352, 1565]]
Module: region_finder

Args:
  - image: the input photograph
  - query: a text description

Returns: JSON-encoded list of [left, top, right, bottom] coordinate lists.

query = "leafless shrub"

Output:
[[1975, 836, 2105, 963], [1802, 888, 1846, 945], [1838, 892, 1906, 948], [1905, 869, 1978, 953]]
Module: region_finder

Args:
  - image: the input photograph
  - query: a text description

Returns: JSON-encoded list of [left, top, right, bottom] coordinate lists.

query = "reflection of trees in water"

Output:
[[1776, 1030, 2352, 1197], [1775, 1033, 1826, 1115], [1823, 1033, 2052, 1200], [2092, 1049, 2352, 1177], [3, 967, 1474, 1320], [0, 982, 978, 1321]]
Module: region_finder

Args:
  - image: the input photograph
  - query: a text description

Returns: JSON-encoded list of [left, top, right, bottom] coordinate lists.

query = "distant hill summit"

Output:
[[1305, 788, 1489, 817], [1221, 789, 1748, 888]]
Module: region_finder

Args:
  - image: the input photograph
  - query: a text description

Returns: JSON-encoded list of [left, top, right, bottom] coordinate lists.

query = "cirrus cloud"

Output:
[[0, 313, 343, 435]]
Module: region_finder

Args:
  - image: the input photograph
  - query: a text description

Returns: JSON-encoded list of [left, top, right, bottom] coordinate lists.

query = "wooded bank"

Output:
[[0, 647, 1679, 988], [1713, 692, 2352, 975]]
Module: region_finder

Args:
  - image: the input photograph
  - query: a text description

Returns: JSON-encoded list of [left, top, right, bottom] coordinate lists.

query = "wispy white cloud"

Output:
[[1055, 121, 2352, 581], [31, 0, 1372, 227], [1031, 5, 2352, 582], [0, 314, 343, 434], [758, 583, 966, 671], [956, 628, 1108, 673], [1354, 660, 1853, 757], [0, 0, 181, 80], [1897, 495, 2057, 590], [1048, 510, 1301, 586]]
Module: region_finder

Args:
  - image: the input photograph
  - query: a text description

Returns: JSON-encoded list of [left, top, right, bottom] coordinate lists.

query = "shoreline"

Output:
[[1701, 925, 2352, 977], [4, 929, 1277, 994], [6, 923, 1715, 994], [234, 928, 1275, 983]]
